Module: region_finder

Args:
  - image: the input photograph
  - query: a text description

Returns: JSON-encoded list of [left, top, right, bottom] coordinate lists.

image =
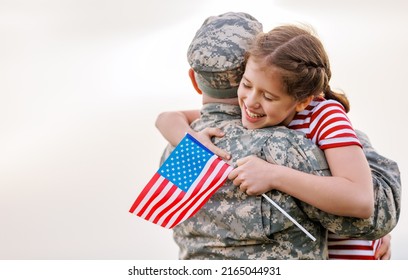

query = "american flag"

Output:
[[129, 133, 233, 229]]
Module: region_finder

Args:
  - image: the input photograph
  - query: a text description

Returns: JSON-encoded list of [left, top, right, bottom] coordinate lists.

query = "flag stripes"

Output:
[[129, 133, 232, 228]]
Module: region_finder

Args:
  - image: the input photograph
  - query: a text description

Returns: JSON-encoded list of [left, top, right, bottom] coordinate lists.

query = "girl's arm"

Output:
[[155, 110, 230, 160], [229, 145, 374, 219], [155, 110, 200, 146]]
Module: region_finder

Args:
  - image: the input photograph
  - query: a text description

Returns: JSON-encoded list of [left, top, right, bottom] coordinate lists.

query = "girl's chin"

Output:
[[242, 120, 261, 130]]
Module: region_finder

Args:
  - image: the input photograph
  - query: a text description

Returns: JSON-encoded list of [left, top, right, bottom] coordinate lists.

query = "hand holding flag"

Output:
[[129, 133, 316, 241], [129, 133, 233, 229]]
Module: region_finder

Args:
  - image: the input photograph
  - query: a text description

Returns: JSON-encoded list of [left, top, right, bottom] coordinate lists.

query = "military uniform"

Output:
[[160, 12, 401, 259], [161, 104, 400, 259]]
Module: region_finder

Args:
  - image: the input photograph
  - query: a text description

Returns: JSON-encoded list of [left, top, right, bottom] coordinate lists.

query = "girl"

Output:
[[156, 24, 383, 259]]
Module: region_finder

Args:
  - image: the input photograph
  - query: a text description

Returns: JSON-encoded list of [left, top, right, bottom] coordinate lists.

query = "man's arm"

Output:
[[356, 129, 401, 229], [298, 130, 401, 239]]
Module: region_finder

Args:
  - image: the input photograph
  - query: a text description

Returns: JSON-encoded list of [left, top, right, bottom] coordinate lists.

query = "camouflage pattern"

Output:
[[297, 129, 401, 240], [187, 12, 262, 99], [356, 129, 401, 231], [160, 103, 401, 259]]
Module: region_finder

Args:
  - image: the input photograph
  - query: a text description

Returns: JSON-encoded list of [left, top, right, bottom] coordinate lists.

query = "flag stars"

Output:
[[159, 134, 216, 192]]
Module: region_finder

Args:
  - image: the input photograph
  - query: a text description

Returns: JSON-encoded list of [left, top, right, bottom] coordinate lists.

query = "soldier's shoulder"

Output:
[[256, 126, 305, 141]]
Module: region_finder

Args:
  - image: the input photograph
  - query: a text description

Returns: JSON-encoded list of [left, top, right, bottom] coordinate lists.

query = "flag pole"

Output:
[[262, 194, 316, 241]]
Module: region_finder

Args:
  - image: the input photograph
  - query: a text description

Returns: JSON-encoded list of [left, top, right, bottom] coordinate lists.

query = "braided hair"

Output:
[[246, 24, 350, 112]]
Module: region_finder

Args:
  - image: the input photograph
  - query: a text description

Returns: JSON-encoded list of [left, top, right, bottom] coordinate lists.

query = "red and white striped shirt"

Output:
[[327, 233, 382, 260], [288, 97, 361, 150], [289, 97, 380, 260]]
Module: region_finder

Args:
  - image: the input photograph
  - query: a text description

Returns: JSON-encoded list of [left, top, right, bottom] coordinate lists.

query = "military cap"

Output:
[[187, 12, 263, 98]]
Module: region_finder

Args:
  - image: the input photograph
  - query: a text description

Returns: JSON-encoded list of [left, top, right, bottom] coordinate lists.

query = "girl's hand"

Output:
[[228, 155, 277, 195], [375, 234, 392, 260], [191, 128, 230, 160]]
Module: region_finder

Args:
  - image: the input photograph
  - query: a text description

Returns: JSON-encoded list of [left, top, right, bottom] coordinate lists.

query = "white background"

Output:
[[0, 0, 406, 260]]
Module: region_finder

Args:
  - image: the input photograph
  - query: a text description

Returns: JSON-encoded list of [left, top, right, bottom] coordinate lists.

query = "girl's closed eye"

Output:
[[241, 81, 251, 88], [263, 92, 277, 101]]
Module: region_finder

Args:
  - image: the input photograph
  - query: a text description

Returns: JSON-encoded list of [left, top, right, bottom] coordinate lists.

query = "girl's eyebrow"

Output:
[[264, 91, 280, 99], [242, 73, 280, 98], [241, 75, 255, 85]]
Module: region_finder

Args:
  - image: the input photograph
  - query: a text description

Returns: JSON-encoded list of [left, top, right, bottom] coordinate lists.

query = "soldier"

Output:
[[156, 12, 400, 259]]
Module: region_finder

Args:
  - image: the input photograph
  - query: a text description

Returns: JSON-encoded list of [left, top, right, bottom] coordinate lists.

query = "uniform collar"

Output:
[[200, 103, 242, 121]]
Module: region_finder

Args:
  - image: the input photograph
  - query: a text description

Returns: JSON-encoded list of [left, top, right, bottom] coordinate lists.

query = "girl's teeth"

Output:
[[246, 108, 264, 118]]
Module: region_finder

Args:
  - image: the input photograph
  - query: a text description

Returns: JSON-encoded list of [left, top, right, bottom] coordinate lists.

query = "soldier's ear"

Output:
[[188, 68, 202, 95], [295, 96, 314, 112]]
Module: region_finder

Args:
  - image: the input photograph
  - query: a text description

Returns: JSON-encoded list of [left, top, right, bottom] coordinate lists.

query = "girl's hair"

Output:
[[246, 24, 350, 112]]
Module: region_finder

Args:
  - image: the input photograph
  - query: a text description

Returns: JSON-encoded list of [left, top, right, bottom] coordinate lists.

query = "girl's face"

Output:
[[238, 57, 301, 130]]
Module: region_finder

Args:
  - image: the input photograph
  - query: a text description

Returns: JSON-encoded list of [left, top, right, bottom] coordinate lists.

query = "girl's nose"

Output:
[[245, 91, 261, 109]]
